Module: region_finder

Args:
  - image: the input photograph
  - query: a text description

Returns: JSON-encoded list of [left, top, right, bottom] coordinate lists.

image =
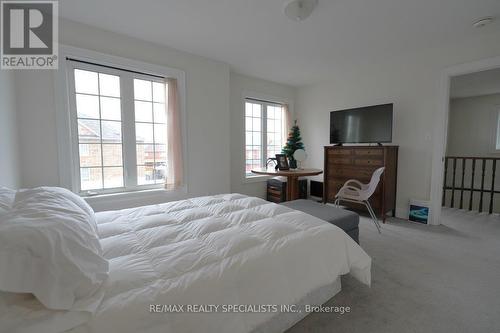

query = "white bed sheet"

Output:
[[1, 194, 371, 333]]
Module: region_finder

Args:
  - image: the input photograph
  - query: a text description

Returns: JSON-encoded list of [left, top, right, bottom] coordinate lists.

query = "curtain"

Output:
[[165, 78, 184, 190], [282, 103, 291, 144]]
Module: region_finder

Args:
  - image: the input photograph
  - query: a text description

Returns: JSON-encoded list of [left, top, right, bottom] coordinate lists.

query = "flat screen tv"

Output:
[[330, 103, 393, 144]]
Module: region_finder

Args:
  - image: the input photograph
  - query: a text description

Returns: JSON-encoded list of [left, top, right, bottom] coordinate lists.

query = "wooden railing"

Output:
[[442, 156, 500, 214]]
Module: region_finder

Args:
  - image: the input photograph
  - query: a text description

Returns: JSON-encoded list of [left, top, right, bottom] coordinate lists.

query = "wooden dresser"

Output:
[[323, 146, 398, 221]]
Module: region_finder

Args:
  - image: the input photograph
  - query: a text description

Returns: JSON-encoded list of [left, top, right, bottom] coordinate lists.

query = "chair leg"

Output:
[[364, 200, 382, 234]]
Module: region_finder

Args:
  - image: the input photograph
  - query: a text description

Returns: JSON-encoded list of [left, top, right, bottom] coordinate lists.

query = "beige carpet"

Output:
[[287, 208, 500, 333]]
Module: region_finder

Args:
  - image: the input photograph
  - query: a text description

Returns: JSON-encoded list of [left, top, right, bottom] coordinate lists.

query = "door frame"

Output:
[[429, 55, 500, 225]]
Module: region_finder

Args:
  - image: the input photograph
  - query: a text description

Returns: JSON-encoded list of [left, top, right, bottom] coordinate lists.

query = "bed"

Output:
[[0, 193, 371, 333]]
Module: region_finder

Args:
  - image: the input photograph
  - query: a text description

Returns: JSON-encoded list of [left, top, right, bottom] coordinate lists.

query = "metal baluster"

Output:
[[479, 159, 486, 213], [469, 158, 476, 211], [451, 158, 457, 208], [489, 159, 497, 214], [459, 158, 465, 209], [442, 157, 448, 206]]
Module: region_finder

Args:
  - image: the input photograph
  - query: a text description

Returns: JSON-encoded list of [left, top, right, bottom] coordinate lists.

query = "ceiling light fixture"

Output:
[[472, 16, 494, 28], [284, 0, 318, 22]]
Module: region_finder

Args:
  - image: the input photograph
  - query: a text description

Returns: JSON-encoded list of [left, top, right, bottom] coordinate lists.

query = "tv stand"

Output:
[[377, 142, 383, 146], [334, 143, 343, 146]]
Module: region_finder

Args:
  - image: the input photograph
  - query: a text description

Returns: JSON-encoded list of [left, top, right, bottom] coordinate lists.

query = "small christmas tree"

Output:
[[282, 120, 305, 169]]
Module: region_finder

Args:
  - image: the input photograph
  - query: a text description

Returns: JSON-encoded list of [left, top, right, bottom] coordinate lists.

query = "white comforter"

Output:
[[1, 194, 371, 333]]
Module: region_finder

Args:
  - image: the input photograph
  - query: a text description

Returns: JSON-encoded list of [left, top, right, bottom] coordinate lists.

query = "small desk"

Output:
[[251, 168, 323, 201]]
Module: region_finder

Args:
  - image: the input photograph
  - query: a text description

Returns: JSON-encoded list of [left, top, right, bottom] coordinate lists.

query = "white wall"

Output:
[[447, 94, 500, 157], [296, 32, 500, 219], [15, 18, 230, 211], [229, 72, 296, 198], [0, 71, 20, 188]]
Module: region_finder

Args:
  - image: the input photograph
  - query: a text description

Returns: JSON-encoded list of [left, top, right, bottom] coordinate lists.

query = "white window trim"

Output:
[[54, 45, 187, 196], [491, 106, 500, 154], [241, 91, 294, 184]]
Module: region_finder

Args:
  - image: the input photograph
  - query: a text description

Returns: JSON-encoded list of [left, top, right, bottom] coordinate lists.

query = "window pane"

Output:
[[152, 82, 165, 103], [74, 69, 98, 95], [155, 144, 166, 163], [153, 103, 166, 123], [251, 146, 261, 160], [102, 144, 122, 166], [245, 132, 252, 145], [154, 164, 166, 183], [246, 150, 253, 159], [253, 104, 262, 118], [137, 166, 155, 185], [252, 118, 260, 131], [275, 108, 283, 121], [100, 97, 121, 120], [134, 79, 152, 101], [252, 132, 261, 146], [136, 123, 154, 143], [268, 134, 275, 146], [245, 117, 253, 131], [101, 121, 122, 143], [268, 107, 275, 119], [136, 144, 148, 165], [99, 73, 120, 97], [78, 119, 101, 143], [267, 119, 275, 133], [80, 167, 102, 190], [79, 144, 101, 167], [135, 101, 153, 122], [103, 167, 124, 188], [154, 124, 167, 144], [245, 103, 253, 117], [76, 94, 99, 119]]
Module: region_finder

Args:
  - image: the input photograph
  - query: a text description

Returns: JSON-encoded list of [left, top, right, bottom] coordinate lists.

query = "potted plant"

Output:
[[282, 120, 305, 169]]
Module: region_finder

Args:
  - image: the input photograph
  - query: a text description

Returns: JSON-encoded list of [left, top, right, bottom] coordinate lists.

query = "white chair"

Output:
[[334, 167, 385, 233]]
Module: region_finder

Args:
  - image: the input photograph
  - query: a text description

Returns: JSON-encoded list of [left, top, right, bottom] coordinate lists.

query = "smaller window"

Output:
[[244, 99, 286, 177], [75, 68, 124, 191], [134, 78, 168, 186]]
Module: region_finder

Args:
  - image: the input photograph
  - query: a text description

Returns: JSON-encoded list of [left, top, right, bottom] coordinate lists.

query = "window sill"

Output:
[[243, 175, 270, 184], [83, 186, 187, 211]]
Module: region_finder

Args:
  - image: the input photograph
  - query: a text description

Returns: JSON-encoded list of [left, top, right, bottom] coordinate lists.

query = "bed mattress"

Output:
[[1, 194, 371, 333]]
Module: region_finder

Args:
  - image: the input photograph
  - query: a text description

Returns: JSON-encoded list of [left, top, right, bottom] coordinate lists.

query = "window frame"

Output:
[[493, 108, 500, 153], [242, 93, 293, 182], [55, 45, 186, 196]]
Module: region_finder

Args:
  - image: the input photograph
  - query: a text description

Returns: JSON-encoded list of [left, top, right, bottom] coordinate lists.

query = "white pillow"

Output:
[[0, 186, 16, 216], [0, 187, 108, 310]]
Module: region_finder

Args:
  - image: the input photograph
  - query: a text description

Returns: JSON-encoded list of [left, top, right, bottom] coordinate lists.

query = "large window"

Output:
[[245, 99, 286, 177], [68, 60, 169, 194]]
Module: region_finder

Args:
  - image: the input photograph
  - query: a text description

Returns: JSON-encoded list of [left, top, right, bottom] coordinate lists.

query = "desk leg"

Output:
[[286, 176, 299, 201]]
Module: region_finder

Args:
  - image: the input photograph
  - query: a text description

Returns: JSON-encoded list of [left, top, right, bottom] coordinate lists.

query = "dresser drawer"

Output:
[[327, 158, 353, 166], [328, 167, 374, 180], [267, 188, 282, 197], [327, 149, 352, 156], [267, 195, 282, 203], [353, 148, 383, 157], [353, 159, 384, 167]]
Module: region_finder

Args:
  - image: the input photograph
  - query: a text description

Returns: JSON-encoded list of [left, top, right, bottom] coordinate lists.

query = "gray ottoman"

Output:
[[281, 199, 360, 244]]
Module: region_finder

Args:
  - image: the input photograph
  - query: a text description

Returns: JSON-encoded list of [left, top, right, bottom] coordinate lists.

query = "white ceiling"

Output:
[[59, 0, 500, 86], [451, 68, 500, 99]]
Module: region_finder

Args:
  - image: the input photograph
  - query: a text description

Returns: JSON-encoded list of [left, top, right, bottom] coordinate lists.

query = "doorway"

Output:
[[430, 56, 500, 225]]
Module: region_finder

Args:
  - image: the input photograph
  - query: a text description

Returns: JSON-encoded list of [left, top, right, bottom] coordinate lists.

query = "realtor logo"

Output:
[[1, 0, 58, 69]]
